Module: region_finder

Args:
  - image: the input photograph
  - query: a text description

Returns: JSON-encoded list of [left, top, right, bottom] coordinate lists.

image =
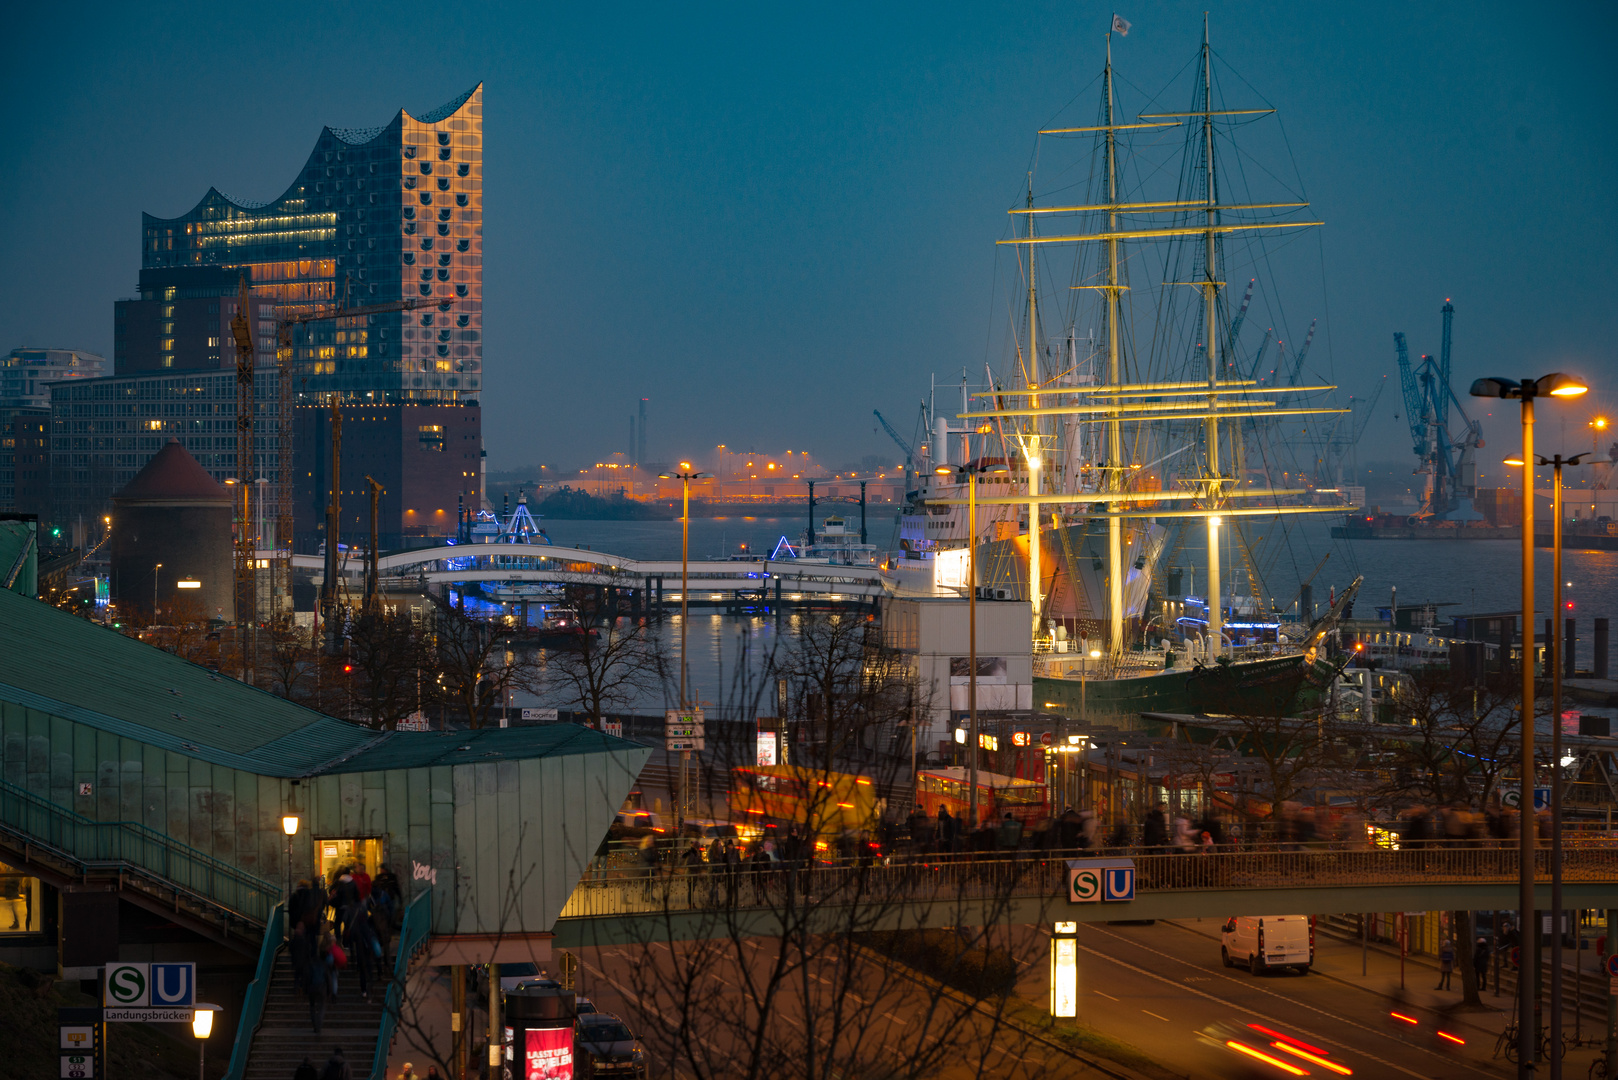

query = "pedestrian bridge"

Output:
[[549, 844, 1618, 947], [284, 544, 890, 604]]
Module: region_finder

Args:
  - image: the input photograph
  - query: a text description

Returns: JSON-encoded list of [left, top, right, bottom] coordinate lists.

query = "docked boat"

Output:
[[899, 18, 1360, 721]]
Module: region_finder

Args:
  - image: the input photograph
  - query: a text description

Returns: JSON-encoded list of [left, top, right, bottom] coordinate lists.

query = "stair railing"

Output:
[[371, 888, 434, 1080], [0, 776, 278, 924], [223, 901, 286, 1080]]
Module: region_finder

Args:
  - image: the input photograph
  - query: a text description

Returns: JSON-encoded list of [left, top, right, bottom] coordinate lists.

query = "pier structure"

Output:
[[287, 542, 892, 617]]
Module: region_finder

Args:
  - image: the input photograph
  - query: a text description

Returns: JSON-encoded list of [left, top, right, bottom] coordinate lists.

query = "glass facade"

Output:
[[50, 370, 280, 528], [141, 85, 483, 404]]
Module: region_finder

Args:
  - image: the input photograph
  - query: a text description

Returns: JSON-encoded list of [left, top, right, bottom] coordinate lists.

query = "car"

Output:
[[575, 1012, 647, 1077], [613, 810, 664, 836], [1221, 915, 1313, 975], [574, 995, 600, 1018], [498, 961, 560, 994]]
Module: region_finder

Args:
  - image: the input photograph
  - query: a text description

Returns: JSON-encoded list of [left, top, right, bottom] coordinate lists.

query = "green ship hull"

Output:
[[1034, 652, 1335, 721]]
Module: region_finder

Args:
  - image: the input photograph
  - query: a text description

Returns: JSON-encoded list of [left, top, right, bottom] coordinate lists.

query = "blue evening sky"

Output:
[[2, 1, 1613, 477]]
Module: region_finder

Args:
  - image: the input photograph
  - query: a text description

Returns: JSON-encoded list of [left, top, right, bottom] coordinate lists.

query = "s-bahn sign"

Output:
[[102, 963, 195, 1022], [1066, 858, 1136, 903]]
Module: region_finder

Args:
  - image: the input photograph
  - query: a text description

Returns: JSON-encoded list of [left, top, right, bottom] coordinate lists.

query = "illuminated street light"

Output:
[[1468, 369, 1590, 1070], [657, 464, 711, 833]]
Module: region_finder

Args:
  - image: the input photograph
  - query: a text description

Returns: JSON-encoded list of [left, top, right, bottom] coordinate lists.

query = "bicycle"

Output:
[[1494, 1024, 1567, 1065]]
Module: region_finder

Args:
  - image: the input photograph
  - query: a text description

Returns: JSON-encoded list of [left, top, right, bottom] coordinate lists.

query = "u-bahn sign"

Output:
[[1066, 858, 1135, 903], [102, 963, 195, 1022]]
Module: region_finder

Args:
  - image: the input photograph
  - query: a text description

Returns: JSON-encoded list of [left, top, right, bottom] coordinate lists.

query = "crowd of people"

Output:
[[287, 861, 404, 1034]]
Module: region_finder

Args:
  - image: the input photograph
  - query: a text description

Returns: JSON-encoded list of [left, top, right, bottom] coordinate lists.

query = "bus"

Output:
[[915, 767, 1048, 830], [727, 765, 884, 848]]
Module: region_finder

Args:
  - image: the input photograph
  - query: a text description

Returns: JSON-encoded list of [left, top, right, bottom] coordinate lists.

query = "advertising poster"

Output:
[[525, 1027, 573, 1080], [756, 730, 778, 766]]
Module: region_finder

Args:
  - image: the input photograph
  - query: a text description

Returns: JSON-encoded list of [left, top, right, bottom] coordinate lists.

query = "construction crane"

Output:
[[229, 277, 257, 681], [268, 289, 443, 624], [1393, 300, 1483, 519]]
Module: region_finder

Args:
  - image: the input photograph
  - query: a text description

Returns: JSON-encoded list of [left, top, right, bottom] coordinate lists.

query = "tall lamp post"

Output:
[[152, 562, 163, 622], [1511, 451, 1588, 1080], [658, 463, 710, 831], [281, 814, 299, 939], [1471, 372, 1589, 1077], [937, 459, 1007, 830]]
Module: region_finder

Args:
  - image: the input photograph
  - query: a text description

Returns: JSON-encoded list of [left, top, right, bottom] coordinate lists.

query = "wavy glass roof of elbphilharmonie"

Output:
[[140, 85, 483, 404]]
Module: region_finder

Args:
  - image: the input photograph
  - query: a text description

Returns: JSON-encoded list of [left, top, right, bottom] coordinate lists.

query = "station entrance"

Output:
[[314, 837, 385, 885]]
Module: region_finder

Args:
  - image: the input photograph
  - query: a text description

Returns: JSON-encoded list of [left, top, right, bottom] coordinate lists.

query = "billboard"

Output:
[[524, 1026, 573, 1080]]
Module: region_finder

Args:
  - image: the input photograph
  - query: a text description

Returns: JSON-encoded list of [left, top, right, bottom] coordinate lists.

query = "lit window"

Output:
[[418, 424, 445, 451]]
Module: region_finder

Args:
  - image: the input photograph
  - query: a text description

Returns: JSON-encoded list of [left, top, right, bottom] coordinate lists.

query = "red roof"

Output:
[[113, 440, 230, 502]]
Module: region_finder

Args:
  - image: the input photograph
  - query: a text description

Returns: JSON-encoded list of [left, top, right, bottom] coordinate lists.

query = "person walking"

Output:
[[306, 935, 331, 1034], [348, 898, 380, 1001], [1435, 938, 1455, 990], [371, 864, 401, 926], [395, 1062, 418, 1080], [1143, 803, 1170, 853], [936, 805, 956, 855], [1473, 936, 1491, 992], [293, 1057, 319, 1080], [319, 1047, 352, 1080]]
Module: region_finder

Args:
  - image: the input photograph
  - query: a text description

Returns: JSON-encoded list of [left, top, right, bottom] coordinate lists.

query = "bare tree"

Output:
[[542, 590, 667, 728], [432, 600, 539, 729], [1378, 667, 1522, 810], [347, 606, 437, 730]]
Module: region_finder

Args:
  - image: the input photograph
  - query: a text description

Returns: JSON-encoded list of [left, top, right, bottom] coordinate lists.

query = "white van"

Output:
[[1220, 915, 1313, 974]]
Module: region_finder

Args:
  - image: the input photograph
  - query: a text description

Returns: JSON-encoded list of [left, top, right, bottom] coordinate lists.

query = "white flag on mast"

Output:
[[1112, 14, 1131, 35]]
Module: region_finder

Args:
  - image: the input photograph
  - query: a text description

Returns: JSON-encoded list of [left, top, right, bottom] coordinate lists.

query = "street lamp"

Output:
[[1471, 371, 1588, 1074], [1513, 451, 1588, 1077], [152, 562, 163, 622], [937, 459, 1007, 829], [658, 463, 710, 832], [281, 814, 299, 938], [191, 1003, 221, 1080]]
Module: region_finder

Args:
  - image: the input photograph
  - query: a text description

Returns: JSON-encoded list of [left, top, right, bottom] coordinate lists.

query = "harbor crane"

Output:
[[1393, 299, 1483, 520], [873, 409, 916, 471], [1287, 320, 1317, 385]]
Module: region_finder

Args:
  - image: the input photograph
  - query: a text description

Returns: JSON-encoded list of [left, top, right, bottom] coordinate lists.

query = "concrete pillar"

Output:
[[1596, 617, 1609, 680]]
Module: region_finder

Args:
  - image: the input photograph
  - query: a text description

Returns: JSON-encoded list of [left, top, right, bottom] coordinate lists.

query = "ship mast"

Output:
[[1025, 179, 1044, 639], [1104, 32, 1127, 660], [1199, 15, 1225, 655]]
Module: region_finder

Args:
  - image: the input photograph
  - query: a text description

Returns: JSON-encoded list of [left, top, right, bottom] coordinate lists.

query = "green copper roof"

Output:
[[0, 588, 647, 778]]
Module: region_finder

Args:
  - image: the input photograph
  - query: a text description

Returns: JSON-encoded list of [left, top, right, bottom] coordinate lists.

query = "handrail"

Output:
[[0, 776, 278, 925], [557, 844, 1618, 920], [223, 902, 285, 1080], [372, 888, 434, 1080]]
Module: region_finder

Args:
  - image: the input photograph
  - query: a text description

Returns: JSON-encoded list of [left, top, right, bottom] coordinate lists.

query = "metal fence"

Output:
[[0, 776, 278, 925], [558, 842, 1618, 921]]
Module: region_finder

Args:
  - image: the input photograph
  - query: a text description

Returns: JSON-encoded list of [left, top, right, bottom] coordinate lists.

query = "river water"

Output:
[[509, 513, 1618, 716]]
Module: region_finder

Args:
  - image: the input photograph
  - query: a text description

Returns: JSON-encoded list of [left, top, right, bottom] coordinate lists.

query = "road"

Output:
[[1028, 919, 1512, 1078], [566, 918, 1524, 1079]]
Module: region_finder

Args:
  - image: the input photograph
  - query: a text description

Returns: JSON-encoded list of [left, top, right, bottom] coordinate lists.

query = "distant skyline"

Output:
[[3, 1, 1614, 475]]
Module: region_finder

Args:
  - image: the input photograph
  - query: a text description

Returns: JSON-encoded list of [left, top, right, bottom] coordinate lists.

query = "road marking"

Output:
[[1141, 1009, 1171, 1022], [1075, 936, 1433, 1080], [1093, 990, 1119, 1001]]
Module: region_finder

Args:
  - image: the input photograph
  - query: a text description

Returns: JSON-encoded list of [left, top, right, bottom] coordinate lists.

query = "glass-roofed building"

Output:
[[69, 87, 487, 546]]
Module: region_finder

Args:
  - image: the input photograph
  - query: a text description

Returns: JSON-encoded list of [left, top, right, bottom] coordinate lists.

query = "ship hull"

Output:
[[1034, 652, 1333, 720]]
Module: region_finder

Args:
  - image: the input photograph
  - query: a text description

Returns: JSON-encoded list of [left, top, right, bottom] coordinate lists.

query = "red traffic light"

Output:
[[343, 664, 353, 673]]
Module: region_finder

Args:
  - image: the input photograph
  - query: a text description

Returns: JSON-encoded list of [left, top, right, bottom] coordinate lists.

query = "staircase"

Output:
[[242, 953, 386, 1080]]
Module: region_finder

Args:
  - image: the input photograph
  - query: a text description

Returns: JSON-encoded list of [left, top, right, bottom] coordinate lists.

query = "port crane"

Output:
[[1393, 299, 1483, 519], [873, 408, 918, 475]]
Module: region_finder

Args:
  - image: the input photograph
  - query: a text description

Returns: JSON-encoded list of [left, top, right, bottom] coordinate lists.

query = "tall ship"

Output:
[[897, 18, 1362, 719]]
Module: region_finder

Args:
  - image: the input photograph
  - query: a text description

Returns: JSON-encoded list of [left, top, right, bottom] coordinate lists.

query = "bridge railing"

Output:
[[558, 843, 1618, 920]]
